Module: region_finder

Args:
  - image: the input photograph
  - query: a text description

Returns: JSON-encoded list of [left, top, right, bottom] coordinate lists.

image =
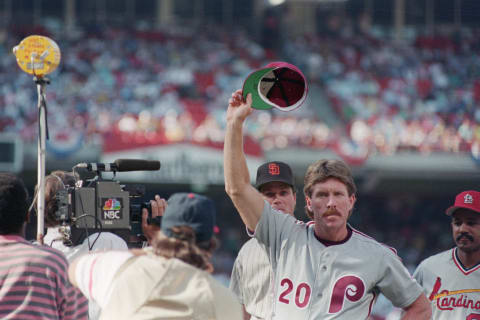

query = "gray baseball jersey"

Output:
[[414, 248, 480, 320], [255, 201, 423, 319], [230, 237, 274, 320]]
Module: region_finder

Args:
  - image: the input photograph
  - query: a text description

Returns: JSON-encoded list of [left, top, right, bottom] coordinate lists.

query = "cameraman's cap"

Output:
[[242, 61, 308, 112], [256, 161, 294, 191], [446, 190, 480, 216], [161, 193, 216, 243]]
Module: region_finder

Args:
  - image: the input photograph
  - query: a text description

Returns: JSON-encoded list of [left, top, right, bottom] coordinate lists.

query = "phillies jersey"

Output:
[[230, 238, 274, 320], [255, 201, 423, 320], [414, 248, 480, 320]]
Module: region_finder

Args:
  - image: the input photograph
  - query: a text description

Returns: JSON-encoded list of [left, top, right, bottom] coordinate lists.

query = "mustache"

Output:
[[457, 233, 474, 242], [324, 208, 340, 216]]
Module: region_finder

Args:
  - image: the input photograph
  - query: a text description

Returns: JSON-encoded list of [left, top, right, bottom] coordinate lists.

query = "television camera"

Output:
[[54, 159, 161, 245]]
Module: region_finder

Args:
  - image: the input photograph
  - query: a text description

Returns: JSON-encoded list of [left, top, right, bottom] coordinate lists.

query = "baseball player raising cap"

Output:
[[69, 192, 242, 320], [230, 161, 298, 320], [224, 88, 431, 319], [414, 190, 480, 319]]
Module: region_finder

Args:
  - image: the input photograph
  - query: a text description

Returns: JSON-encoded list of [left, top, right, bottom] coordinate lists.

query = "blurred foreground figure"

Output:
[[69, 192, 242, 320], [414, 191, 480, 319], [0, 173, 88, 320]]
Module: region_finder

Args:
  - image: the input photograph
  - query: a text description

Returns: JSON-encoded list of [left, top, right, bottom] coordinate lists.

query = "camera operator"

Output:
[[39, 170, 128, 319], [68, 192, 242, 320]]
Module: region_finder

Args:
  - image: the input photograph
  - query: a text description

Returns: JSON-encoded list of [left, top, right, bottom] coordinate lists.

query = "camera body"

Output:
[[56, 180, 144, 230], [51, 159, 161, 246]]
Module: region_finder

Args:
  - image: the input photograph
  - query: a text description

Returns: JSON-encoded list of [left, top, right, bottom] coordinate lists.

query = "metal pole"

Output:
[[454, 0, 461, 30], [35, 78, 49, 243], [126, 0, 135, 23], [34, 0, 42, 26], [156, 0, 173, 29], [97, 0, 106, 25], [194, 0, 204, 26], [65, 0, 76, 31], [3, 0, 12, 26], [253, 0, 265, 40], [426, 0, 434, 34], [394, 0, 405, 40], [223, 0, 234, 26]]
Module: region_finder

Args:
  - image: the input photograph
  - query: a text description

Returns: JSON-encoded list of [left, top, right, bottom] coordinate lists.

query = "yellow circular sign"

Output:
[[12, 35, 61, 76]]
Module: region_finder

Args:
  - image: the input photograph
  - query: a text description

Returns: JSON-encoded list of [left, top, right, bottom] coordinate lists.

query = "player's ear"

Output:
[[349, 194, 356, 209], [305, 196, 312, 211]]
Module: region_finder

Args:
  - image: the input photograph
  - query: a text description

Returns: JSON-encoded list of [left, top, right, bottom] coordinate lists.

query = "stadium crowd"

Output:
[[285, 28, 480, 155], [1, 23, 479, 159]]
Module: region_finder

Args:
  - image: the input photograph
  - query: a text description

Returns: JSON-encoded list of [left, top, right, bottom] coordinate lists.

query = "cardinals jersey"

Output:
[[255, 201, 423, 320], [414, 248, 480, 320]]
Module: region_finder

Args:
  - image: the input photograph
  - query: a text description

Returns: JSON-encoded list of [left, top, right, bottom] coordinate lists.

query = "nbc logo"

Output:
[[103, 198, 121, 210]]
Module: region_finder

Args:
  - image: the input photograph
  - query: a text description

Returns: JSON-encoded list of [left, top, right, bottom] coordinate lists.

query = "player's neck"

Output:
[[456, 247, 480, 269], [314, 224, 349, 243]]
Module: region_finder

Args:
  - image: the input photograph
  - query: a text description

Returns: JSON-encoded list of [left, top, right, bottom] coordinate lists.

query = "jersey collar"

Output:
[[452, 247, 480, 275], [314, 225, 352, 247]]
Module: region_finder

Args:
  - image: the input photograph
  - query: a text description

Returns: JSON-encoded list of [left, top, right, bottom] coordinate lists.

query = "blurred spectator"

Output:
[[0, 173, 88, 319]]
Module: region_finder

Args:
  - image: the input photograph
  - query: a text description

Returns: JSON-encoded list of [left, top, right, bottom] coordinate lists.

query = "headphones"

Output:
[[50, 173, 67, 189], [48, 172, 76, 246]]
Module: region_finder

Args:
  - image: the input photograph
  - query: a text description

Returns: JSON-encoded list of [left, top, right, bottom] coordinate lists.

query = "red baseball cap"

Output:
[[445, 191, 480, 216], [242, 61, 308, 112]]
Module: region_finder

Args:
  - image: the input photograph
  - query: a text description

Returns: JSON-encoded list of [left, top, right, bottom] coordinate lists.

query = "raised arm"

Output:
[[224, 89, 265, 231]]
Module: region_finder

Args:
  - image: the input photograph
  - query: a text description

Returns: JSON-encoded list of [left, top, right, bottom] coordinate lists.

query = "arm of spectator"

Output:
[[141, 195, 167, 244], [68, 251, 133, 308], [242, 305, 251, 320], [224, 90, 264, 231]]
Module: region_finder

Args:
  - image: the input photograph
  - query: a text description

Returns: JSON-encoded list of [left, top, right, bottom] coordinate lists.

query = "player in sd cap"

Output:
[[69, 192, 242, 320], [414, 190, 480, 320], [224, 88, 431, 319], [230, 160, 300, 320]]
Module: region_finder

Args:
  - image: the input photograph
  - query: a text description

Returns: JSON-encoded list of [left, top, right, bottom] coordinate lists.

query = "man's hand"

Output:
[[226, 89, 253, 124], [141, 195, 167, 245], [401, 293, 431, 319]]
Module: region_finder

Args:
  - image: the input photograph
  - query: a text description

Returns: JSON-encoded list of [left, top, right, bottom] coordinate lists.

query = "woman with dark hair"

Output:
[[0, 173, 88, 319]]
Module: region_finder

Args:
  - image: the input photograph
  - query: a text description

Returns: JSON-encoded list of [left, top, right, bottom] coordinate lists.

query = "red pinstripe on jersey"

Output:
[[368, 291, 377, 317], [352, 228, 398, 255]]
